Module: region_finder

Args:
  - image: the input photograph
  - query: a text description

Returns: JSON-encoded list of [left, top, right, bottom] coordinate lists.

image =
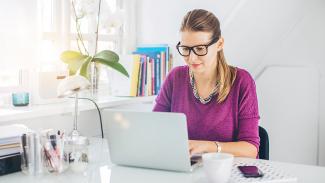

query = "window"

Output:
[[0, 0, 136, 97], [0, 71, 20, 88], [0, 0, 38, 92], [39, 0, 134, 92], [39, 0, 122, 66]]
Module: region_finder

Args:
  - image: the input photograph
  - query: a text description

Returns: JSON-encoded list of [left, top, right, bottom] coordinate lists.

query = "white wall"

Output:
[[136, 0, 325, 166], [256, 66, 319, 164], [136, 0, 242, 67]]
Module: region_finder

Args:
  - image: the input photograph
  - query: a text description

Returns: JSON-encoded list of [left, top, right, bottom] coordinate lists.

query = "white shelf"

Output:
[[0, 95, 156, 123]]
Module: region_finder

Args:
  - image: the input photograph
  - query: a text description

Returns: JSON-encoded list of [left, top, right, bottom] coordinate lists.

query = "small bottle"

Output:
[[64, 135, 89, 172], [21, 132, 43, 176]]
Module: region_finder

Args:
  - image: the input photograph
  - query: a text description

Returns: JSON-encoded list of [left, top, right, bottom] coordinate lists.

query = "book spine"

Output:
[[155, 54, 160, 94], [137, 55, 145, 96], [130, 55, 141, 96], [166, 47, 169, 73], [146, 57, 151, 96], [142, 57, 147, 96], [151, 58, 155, 95], [168, 54, 173, 74], [161, 51, 166, 82]]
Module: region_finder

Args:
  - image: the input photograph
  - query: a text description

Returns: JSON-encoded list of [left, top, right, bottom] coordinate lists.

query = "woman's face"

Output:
[[179, 31, 222, 75]]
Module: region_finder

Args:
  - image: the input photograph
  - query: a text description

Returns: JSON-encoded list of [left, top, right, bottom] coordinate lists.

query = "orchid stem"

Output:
[[94, 0, 102, 55], [72, 0, 89, 56]]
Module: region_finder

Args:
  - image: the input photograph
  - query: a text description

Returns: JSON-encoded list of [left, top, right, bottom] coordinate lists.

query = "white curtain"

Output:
[[121, 0, 137, 54], [0, 0, 39, 70]]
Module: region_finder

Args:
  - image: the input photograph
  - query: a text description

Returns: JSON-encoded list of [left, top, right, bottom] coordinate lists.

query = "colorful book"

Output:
[[161, 51, 166, 83], [137, 56, 145, 96], [155, 53, 161, 94], [142, 57, 147, 96], [130, 44, 171, 96], [146, 57, 152, 96], [136, 44, 169, 73], [151, 58, 155, 95], [130, 55, 141, 96]]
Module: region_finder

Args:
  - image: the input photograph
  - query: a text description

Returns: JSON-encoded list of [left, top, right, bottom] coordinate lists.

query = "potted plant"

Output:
[[60, 0, 128, 92]]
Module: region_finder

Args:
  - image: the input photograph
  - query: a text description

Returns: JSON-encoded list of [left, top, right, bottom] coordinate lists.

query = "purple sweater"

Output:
[[153, 66, 260, 150]]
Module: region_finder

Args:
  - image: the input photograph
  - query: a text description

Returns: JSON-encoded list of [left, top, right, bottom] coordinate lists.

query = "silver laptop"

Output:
[[102, 110, 202, 172]]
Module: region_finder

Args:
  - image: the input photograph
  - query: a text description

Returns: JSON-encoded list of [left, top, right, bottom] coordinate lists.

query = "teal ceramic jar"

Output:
[[12, 92, 29, 106]]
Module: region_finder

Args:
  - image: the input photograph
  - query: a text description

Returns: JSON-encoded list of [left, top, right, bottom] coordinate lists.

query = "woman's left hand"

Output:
[[189, 140, 216, 156]]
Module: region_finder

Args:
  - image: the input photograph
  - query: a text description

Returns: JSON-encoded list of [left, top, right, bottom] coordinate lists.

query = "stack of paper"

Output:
[[0, 124, 30, 157]]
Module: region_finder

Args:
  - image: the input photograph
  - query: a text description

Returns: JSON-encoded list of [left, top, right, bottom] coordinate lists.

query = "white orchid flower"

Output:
[[57, 75, 90, 97], [100, 8, 125, 33], [74, 0, 98, 19]]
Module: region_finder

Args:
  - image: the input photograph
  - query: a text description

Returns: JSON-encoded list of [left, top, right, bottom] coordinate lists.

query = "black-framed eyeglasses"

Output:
[[176, 37, 219, 57]]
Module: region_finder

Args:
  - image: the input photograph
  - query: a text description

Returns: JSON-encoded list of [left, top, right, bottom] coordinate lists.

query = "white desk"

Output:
[[1, 138, 325, 183]]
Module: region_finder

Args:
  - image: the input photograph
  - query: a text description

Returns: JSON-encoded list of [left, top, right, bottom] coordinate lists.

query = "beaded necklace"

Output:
[[189, 71, 219, 104]]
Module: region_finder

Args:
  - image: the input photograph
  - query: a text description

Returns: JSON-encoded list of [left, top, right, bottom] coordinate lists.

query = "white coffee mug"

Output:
[[202, 153, 234, 183]]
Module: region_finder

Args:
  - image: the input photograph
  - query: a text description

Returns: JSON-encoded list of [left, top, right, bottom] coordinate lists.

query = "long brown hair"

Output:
[[180, 9, 237, 103]]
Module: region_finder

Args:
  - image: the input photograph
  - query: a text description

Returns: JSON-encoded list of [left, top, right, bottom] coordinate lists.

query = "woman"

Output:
[[153, 9, 260, 158]]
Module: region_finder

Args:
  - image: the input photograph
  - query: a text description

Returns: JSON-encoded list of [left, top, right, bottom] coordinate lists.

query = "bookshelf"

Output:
[[129, 44, 173, 97]]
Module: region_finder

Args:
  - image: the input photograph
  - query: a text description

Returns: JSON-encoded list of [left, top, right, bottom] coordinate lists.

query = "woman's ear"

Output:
[[217, 37, 224, 51]]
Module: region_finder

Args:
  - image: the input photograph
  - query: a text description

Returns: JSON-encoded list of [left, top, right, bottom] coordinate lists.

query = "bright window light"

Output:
[[0, 0, 127, 93], [0, 71, 20, 87]]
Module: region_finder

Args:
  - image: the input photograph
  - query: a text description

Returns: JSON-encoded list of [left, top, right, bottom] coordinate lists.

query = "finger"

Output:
[[188, 141, 194, 149], [190, 148, 201, 156], [189, 146, 194, 155], [189, 144, 195, 155], [189, 149, 193, 156]]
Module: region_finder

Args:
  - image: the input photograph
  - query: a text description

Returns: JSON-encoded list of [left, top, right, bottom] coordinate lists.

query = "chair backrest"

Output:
[[258, 126, 269, 160]]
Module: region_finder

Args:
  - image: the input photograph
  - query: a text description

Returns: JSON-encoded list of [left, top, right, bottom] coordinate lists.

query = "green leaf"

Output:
[[94, 50, 119, 62], [67, 57, 89, 75], [60, 51, 87, 64], [60, 51, 89, 75], [67, 62, 83, 75], [93, 58, 129, 78], [80, 57, 92, 79]]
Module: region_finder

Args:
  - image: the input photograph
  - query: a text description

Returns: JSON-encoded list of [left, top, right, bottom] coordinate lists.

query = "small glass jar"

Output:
[[40, 134, 69, 174], [64, 135, 89, 172], [12, 92, 29, 106]]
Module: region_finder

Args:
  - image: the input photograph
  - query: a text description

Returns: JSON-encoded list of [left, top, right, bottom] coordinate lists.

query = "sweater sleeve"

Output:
[[152, 67, 177, 112], [236, 71, 260, 151]]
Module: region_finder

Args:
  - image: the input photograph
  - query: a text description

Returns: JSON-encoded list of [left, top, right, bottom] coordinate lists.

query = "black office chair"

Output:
[[258, 126, 269, 160]]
